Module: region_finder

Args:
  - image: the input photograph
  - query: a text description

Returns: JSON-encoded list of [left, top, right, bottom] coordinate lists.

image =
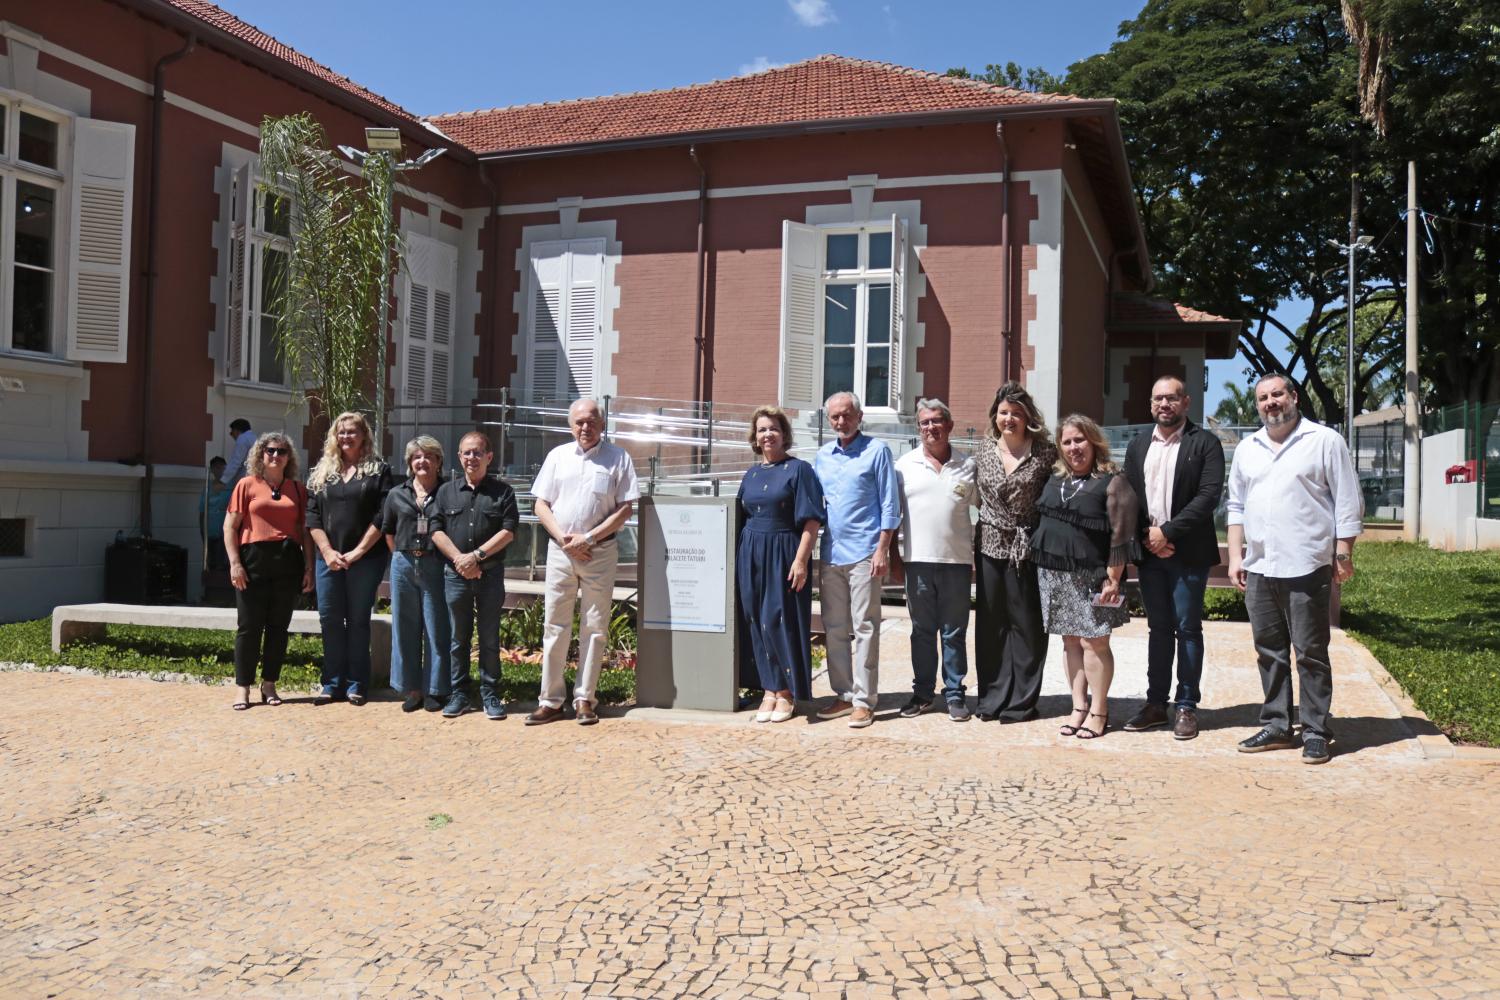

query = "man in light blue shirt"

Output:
[[1227, 373, 1362, 764], [813, 391, 901, 729]]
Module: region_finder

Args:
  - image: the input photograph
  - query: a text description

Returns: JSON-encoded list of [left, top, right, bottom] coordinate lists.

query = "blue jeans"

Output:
[[1138, 557, 1209, 709], [315, 549, 388, 697], [905, 562, 972, 704], [444, 567, 506, 698], [389, 551, 451, 697]]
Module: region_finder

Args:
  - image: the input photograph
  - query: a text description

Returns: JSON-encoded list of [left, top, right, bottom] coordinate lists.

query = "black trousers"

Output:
[[234, 574, 300, 687], [973, 553, 1046, 719]]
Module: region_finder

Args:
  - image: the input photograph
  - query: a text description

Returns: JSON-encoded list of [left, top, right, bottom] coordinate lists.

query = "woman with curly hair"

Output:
[[306, 411, 393, 705], [1029, 414, 1142, 740], [224, 431, 314, 710]]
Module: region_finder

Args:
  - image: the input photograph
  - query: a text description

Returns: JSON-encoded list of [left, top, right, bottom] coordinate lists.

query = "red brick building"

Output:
[[0, 0, 1235, 619]]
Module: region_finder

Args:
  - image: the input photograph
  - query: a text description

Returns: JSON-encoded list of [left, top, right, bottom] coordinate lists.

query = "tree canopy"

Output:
[[957, 0, 1500, 416]]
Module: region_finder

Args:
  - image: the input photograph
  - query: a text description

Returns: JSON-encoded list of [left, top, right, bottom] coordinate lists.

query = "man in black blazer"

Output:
[[1121, 376, 1225, 740]]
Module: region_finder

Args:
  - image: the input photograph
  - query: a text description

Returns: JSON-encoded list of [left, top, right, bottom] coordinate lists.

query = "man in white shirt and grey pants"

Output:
[[892, 398, 978, 722], [525, 398, 639, 727], [1226, 373, 1363, 764]]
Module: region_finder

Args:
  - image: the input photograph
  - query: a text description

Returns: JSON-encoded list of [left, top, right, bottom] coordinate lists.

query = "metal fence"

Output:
[[1424, 401, 1500, 520]]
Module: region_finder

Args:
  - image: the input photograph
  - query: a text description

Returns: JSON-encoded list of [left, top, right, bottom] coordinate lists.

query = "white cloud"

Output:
[[738, 56, 787, 76], [788, 0, 837, 27]]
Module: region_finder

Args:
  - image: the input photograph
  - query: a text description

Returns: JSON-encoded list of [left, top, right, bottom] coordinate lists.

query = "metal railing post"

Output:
[[602, 394, 612, 440], [528, 523, 539, 582], [496, 385, 509, 471], [704, 400, 715, 480]]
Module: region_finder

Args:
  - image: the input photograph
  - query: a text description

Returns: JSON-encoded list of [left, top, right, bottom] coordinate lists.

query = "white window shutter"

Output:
[[224, 162, 254, 379], [428, 242, 456, 406], [528, 242, 566, 402], [404, 279, 430, 404], [565, 243, 601, 399], [889, 214, 907, 412], [65, 118, 136, 363], [778, 220, 820, 410]]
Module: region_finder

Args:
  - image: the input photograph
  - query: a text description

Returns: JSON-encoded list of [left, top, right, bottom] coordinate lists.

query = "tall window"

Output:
[[0, 99, 65, 355], [779, 216, 907, 414], [821, 227, 893, 408], [226, 163, 291, 384]]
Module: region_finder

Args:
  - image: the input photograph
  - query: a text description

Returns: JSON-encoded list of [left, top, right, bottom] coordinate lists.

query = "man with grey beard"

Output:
[[1226, 374, 1362, 764]]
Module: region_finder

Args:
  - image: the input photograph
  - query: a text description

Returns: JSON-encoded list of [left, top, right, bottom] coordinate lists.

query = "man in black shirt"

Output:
[[432, 431, 519, 719]]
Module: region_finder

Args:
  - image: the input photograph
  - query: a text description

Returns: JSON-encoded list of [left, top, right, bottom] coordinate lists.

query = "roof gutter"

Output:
[[118, 0, 475, 164]]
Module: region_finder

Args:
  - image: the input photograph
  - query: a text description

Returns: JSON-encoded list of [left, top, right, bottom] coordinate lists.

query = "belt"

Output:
[[405, 549, 429, 558], [593, 532, 616, 544]]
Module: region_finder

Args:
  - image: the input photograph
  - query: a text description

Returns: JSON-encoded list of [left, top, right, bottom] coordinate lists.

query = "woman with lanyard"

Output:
[[223, 431, 314, 711], [383, 436, 451, 714], [307, 411, 394, 706], [1029, 414, 1142, 740]]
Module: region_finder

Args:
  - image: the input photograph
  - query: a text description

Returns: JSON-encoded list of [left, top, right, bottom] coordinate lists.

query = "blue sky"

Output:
[[221, 0, 1247, 414]]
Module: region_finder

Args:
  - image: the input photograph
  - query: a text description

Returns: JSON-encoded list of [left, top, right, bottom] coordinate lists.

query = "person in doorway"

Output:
[[525, 400, 639, 727], [893, 398, 978, 723], [813, 391, 900, 730], [1121, 375, 1225, 741], [199, 456, 231, 574], [432, 431, 520, 720], [222, 418, 253, 485], [1228, 374, 1362, 764]]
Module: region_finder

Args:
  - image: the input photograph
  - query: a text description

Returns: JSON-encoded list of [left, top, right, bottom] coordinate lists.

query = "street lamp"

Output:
[[338, 127, 445, 446], [1327, 233, 1375, 447]]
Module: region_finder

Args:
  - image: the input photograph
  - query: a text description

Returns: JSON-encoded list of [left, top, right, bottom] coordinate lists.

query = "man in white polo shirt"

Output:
[[1227, 373, 1362, 764], [525, 398, 639, 727], [893, 398, 978, 722]]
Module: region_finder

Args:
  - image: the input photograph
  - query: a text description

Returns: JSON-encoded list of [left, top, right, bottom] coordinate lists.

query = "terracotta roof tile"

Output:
[[427, 55, 1084, 156], [164, 0, 424, 127], [1111, 294, 1237, 326]]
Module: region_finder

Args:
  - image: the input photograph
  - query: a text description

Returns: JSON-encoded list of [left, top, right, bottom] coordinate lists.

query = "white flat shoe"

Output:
[[754, 709, 772, 723], [769, 697, 795, 723]]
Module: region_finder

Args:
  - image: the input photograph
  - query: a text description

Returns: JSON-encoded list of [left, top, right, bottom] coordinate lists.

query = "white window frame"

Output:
[[225, 162, 292, 386], [0, 91, 70, 358], [524, 237, 604, 403], [399, 233, 457, 406], [819, 223, 897, 413]]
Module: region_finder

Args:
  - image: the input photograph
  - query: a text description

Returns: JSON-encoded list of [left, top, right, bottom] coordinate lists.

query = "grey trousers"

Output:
[[822, 557, 882, 710], [1246, 566, 1334, 739]]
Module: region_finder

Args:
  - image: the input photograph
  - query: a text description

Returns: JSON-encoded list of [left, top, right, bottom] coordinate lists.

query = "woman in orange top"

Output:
[[223, 431, 314, 710]]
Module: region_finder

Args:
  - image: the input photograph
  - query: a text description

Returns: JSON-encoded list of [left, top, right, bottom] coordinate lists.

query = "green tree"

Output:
[[1212, 380, 1258, 425], [945, 62, 1065, 93], [257, 113, 394, 421]]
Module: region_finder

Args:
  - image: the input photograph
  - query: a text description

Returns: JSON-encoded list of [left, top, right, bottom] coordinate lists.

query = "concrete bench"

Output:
[[51, 603, 391, 689]]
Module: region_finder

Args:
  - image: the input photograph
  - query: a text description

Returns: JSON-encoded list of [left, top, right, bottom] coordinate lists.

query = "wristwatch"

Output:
[[1334, 552, 1351, 563], [583, 530, 595, 547], [475, 546, 487, 561]]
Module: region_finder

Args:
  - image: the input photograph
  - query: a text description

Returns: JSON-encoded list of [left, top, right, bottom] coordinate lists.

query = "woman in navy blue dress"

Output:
[[737, 406, 824, 723]]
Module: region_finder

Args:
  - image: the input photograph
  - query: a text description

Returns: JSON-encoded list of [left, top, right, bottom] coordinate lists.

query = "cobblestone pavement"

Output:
[[3, 621, 1499, 999]]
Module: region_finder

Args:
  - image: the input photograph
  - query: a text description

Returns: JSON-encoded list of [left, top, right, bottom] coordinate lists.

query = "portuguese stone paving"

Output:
[[2, 619, 1498, 998]]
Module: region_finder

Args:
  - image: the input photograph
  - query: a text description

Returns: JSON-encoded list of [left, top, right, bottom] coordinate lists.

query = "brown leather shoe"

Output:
[[847, 707, 874, 729], [1123, 702, 1170, 732], [815, 699, 855, 720], [576, 701, 599, 726], [524, 705, 567, 726], [1172, 707, 1199, 741]]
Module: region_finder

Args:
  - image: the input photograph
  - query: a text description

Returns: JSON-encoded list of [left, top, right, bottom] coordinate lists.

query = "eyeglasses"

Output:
[[917, 418, 948, 428], [264, 447, 289, 456], [1151, 394, 1184, 403], [460, 449, 488, 458]]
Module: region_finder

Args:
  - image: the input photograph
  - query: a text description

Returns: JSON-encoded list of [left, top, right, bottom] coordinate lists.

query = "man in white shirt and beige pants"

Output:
[[526, 399, 639, 727], [1227, 373, 1363, 764]]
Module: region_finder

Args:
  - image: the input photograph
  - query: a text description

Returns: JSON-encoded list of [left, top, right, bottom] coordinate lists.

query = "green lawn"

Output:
[[1340, 542, 1500, 747], [0, 617, 636, 705]]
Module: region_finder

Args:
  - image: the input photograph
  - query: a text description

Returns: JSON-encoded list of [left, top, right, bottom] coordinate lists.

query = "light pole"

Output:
[[1327, 232, 1375, 448], [338, 127, 444, 447]]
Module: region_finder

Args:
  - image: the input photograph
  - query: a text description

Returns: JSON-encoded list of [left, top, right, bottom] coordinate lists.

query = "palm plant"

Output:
[[257, 113, 394, 420]]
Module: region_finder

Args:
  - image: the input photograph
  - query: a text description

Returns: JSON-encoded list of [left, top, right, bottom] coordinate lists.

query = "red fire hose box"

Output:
[[1446, 461, 1478, 484]]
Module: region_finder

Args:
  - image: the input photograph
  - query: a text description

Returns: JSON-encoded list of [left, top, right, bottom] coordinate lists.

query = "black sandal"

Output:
[[1076, 712, 1109, 740], [259, 684, 282, 706], [1058, 704, 1090, 736], [232, 700, 250, 711]]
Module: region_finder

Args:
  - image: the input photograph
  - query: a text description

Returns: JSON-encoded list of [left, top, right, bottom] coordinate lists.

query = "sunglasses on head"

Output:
[[264, 447, 289, 456]]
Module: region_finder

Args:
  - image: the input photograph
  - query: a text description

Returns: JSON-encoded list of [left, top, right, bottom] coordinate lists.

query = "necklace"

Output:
[[1059, 474, 1090, 505]]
